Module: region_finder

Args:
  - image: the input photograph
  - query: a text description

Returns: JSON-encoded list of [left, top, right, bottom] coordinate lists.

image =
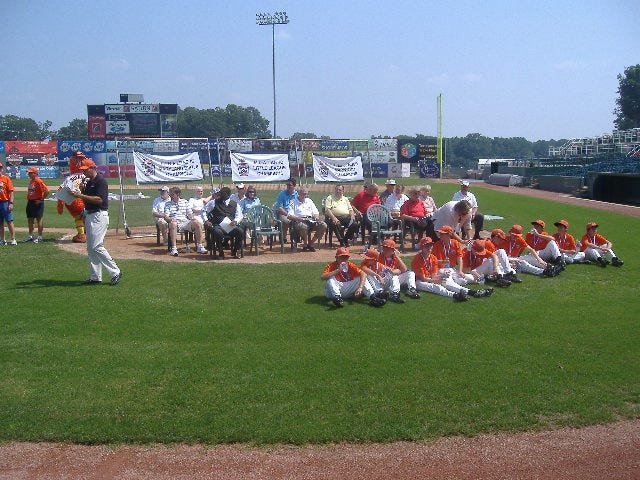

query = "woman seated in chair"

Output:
[[400, 188, 430, 241], [324, 184, 360, 247]]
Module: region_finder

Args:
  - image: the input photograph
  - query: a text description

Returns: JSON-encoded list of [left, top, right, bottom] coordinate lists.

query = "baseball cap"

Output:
[[586, 222, 598, 229], [27, 166, 39, 174], [509, 224, 523, 235], [236, 183, 245, 189], [491, 228, 506, 239], [531, 219, 545, 228], [335, 246, 350, 257], [385, 179, 396, 185], [158, 185, 169, 192], [436, 225, 454, 235], [459, 179, 470, 186], [78, 159, 96, 170], [360, 248, 380, 261], [472, 239, 487, 255], [73, 151, 86, 157], [419, 236, 434, 247], [554, 219, 569, 228], [381, 238, 396, 249]]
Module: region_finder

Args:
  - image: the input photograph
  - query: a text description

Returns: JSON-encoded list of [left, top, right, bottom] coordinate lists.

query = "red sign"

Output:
[[4, 141, 57, 155]]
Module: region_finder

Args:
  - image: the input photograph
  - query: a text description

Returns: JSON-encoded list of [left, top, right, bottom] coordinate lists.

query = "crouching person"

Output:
[[321, 246, 386, 308]]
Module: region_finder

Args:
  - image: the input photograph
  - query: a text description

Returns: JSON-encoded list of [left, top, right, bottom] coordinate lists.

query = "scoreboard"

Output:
[[87, 103, 178, 139]]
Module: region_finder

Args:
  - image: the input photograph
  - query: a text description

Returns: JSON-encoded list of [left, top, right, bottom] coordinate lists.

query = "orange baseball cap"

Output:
[[509, 224, 523, 235], [491, 228, 506, 239], [531, 219, 545, 228], [436, 225, 454, 235], [73, 151, 86, 157], [335, 247, 350, 257], [381, 239, 396, 249], [419, 236, 434, 247], [360, 248, 379, 261], [78, 159, 96, 170], [586, 222, 598, 230], [554, 220, 569, 228], [27, 166, 39, 174], [472, 239, 487, 255]]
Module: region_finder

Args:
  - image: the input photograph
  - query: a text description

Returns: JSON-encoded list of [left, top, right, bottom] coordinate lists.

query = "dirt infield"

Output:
[[5, 182, 639, 479]]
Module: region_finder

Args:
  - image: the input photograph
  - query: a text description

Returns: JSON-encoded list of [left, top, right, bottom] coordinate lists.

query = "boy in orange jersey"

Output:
[[378, 238, 421, 299], [0, 162, 17, 245], [321, 246, 383, 308], [525, 219, 562, 265], [431, 225, 470, 285], [486, 229, 522, 284], [580, 222, 623, 267], [24, 167, 49, 243], [360, 247, 413, 303], [411, 236, 481, 301], [492, 225, 561, 277], [552, 220, 585, 264], [462, 239, 508, 288]]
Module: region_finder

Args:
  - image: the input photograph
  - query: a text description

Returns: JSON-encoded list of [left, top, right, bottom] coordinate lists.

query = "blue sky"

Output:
[[1, 0, 638, 141]]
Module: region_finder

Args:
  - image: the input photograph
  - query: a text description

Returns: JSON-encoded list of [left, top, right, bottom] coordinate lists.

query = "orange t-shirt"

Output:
[[360, 259, 385, 275], [411, 252, 439, 279], [27, 177, 49, 201], [580, 233, 608, 251], [485, 239, 498, 253], [495, 235, 528, 257], [462, 249, 494, 270], [0, 175, 14, 202], [379, 253, 404, 271], [525, 231, 550, 251], [323, 260, 363, 283], [553, 232, 576, 252], [432, 239, 464, 267]]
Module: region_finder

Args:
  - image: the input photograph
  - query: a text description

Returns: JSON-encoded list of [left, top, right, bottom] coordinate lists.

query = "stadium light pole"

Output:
[[256, 11, 289, 138]]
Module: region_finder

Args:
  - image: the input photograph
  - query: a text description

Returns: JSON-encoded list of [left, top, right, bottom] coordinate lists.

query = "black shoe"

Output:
[[505, 271, 522, 283], [406, 287, 421, 299], [552, 264, 563, 276], [453, 291, 470, 302], [110, 273, 122, 285], [332, 296, 344, 307], [495, 275, 512, 287], [369, 293, 387, 307], [597, 257, 608, 268], [82, 279, 101, 285], [390, 293, 405, 303], [611, 257, 624, 267], [471, 288, 493, 298]]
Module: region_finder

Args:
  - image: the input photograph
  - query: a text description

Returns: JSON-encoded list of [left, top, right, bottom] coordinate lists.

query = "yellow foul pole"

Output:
[[437, 93, 443, 178]]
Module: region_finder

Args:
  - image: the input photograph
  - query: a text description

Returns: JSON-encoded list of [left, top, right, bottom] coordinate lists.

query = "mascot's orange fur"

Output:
[[57, 151, 87, 242]]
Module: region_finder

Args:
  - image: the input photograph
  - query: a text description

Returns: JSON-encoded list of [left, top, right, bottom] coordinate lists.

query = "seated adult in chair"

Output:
[[400, 188, 430, 243], [274, 179, 298, 243], [204, 186, 243, 259], [163, 186, 207, 256], [287, 187, 327, 252], [384, 183, 408, 229], [324, 184, 359, 247], [350, 183, 382, 242], [152, 185, 170, 244]]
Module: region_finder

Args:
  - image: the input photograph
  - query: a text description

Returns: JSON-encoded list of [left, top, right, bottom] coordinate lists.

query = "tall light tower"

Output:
[[256, 11, 289, 138]]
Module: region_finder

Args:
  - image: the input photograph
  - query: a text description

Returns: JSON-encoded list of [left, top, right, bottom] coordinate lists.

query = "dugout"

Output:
[[588, 172, 640, 206]]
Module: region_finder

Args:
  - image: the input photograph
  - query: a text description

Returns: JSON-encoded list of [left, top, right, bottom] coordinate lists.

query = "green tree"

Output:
[[0, 114, 52, 140], [291, 132, 319, 139], [52, 118, 88, 140], [177, 104, 270, 138], [614, 64, 640, 130]]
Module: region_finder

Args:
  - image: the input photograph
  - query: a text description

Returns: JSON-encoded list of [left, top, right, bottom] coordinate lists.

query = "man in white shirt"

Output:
[[152, 186, 170, 244], [287, 187, 327, 252], [384, 183, 409, 226], [451, 180, 484, 239], [163, 187, 207, 256], [430, 200, 473, 243], [230, 183, 246, 203]]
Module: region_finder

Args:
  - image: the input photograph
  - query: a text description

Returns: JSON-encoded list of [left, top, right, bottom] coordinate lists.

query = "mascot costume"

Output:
[[56, 151, 87, 242]]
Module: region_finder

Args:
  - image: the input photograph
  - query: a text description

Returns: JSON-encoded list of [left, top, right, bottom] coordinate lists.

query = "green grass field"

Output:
[[1, 180, 639, 445]]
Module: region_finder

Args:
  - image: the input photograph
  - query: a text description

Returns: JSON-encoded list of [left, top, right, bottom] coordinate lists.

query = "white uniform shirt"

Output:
[[288, 197, 320, 219]]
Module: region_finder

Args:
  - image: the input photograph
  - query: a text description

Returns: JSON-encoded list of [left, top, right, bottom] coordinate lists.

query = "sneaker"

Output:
[[505, 271, 522, 283], [495, 275, 512, 287], [196, 244, 208, 254], [23, 236, 34, 243], [170, 247, 179, 256], [110, 273, 122, 285], [596, 257, 608, 268], [332, 296, 344, 308], [34, 236, 42, 244], [406, 287, 421, 299], [453, 291, 470, 302], [471, 288, 493, 298], [0, 240, 5, 246], [390, 293, 405, 304], [611, 257, 624, 267], [9, 239, 17, 245]]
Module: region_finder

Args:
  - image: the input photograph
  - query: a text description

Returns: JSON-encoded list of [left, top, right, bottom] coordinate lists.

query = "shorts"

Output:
[[0, 201, 14, 222], [26, 199, 45, 219]]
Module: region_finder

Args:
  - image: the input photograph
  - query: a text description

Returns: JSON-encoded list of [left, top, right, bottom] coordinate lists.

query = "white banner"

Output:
[[133, 151, 203, 183], [312, 154, 364, 182], [230, 153, 290, 182]]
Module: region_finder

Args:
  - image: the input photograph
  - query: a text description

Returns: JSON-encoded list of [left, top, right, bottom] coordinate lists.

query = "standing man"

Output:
[[452, 180, 484, 239], [72, 160, 122, 285], [24, 166, 50, 243], [0, 162, 17, 245]]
